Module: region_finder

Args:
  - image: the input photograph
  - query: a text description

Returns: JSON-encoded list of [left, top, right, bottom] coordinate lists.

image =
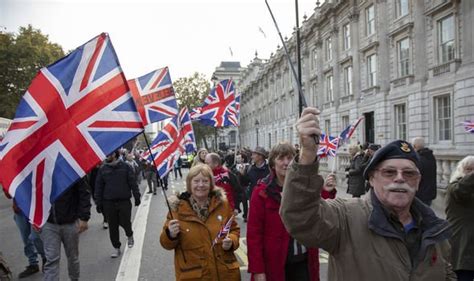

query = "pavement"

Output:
[[0, 168, 446, 281]]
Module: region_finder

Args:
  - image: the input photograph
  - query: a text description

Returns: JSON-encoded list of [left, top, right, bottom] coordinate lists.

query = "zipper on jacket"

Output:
[[206, 227, 222, 281]]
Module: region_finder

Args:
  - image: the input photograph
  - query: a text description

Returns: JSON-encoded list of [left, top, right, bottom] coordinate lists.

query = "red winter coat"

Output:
[[212, 166, 236, 210], [247, 175, 336, 281]]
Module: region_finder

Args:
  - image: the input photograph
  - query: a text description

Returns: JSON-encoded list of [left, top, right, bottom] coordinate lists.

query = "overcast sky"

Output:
[[1, 0, 319, 81]]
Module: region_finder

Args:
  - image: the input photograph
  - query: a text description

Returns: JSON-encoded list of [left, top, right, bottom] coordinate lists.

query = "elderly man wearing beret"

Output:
[[280, 107, 456, 281]]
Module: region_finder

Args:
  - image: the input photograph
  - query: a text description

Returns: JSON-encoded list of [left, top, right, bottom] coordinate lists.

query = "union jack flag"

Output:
[[191, 79, 238, 127], [339, 116, 364, 146], [317, 134, 339, 157], [211, 215, 234, 247], [142, 107, 196, 178], [0, 33, 143, 227], [128, 67, 178, 126], [461, 120, 474, 134]]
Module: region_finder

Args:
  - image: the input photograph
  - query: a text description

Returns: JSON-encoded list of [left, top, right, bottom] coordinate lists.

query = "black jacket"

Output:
[[47, 178, 91, 224], [246, 162, 270, 197], [95, 160, 140, 202], [415, 148, 437, 204], [347, 153, 369, 197]]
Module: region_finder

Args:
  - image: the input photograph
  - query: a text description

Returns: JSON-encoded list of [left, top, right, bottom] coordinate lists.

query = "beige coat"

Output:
[[280, 161, 456, 281], [160, 188, 241, 281]]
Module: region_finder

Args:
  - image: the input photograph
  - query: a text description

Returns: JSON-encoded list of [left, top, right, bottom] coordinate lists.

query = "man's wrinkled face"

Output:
[[369, 159, 421, 211]]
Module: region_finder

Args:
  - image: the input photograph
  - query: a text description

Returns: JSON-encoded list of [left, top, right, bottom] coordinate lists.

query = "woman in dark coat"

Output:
[[446, 155, 474, 281], [247, 142, 336, 281], [346, 144, 368, 197]]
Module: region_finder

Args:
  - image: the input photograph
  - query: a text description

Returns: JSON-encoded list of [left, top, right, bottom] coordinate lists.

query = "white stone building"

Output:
[[239, 0, 474, 188]]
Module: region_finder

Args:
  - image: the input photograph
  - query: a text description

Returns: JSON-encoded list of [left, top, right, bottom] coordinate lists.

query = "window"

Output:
[[343, 23, 351, 50], [367, 54, 377, 87], [394, 104, 407, 141], [325, 120, 331, 135], [312, 83, 318, 106], [326, 75, 333, 102], [398, 38, 410, 76], [311, 48, 318, 70], [325, 37, 332, 61], [366, 5, 375, 36], [434, 95, 452, 141], [438, 15, 455, 63], [342, 115, 350, 131], [396, 0, 409, 18], [344, 66, 353, 96]]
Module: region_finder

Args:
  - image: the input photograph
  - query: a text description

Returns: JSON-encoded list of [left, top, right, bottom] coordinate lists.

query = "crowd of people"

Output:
[[1, 109, 473, 280]]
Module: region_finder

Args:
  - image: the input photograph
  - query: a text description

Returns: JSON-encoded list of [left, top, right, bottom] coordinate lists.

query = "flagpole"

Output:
[[141, 131, 174, 218], [265, 0, 319, 146]]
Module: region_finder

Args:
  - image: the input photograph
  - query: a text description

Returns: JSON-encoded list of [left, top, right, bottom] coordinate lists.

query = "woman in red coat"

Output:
[[247, 142, 336, 281]]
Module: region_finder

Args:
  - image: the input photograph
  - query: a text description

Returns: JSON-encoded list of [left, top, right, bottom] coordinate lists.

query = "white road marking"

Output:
[[115, 193, 152, 281]]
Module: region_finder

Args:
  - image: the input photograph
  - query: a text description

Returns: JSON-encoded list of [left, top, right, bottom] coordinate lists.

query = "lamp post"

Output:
[[255, 119, 260, 147]]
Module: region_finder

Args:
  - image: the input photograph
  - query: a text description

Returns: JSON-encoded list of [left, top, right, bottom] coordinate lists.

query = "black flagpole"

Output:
[[142, 131, 174, 218], [295, 0, 303, 116], [142, 130, 188, 262], [265, 0, 319, 144]]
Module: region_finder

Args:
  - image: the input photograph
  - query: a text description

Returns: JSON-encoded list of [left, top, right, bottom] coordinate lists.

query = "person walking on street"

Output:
[[205, 152, 241, 211], [346, 144, 368, 198], [412, 137, 438, 206], [247, 142, 336, 281], [446, 156, 474, 281], [280, 107, 456, 281], [174, 156, 183, 180], [160, 164, 241, 280], [3, 190, 46, 279], [246, 147, 270, 199], [191, 148, 208, 167], [40, 177, 91, 281], [144, 161, 159, 195], [95, 151, 141, 258]]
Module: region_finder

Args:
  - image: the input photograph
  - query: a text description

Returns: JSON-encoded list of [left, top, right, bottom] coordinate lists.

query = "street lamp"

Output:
[[255, 119, 260, 147]]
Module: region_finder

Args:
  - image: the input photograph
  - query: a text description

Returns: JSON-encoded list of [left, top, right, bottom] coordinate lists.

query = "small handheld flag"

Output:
[[212, 215, 234, 247], [317, 134, 339, 158]]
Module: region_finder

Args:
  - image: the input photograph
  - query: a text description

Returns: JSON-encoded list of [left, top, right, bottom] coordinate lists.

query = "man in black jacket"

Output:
[[95, 151, 141, 258], [412, 137, 438, 206], [40, 177, 91, 281]]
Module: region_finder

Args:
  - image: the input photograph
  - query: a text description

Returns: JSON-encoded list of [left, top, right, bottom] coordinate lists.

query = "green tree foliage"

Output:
[[173, 72, 214, 149], [0, 25, 65, 118]]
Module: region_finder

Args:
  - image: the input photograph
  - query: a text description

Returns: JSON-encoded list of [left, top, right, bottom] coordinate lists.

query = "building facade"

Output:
[[239, 0, 474, 188]]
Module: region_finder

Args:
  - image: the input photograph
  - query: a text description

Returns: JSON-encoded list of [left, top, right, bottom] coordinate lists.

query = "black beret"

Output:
[[363, 140, 421, 180]]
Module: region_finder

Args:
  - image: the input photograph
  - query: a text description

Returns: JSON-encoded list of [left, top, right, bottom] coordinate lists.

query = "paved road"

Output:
[[2, 167, 446, 281]]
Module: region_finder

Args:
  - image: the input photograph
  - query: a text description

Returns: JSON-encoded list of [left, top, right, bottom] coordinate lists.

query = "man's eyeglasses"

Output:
[[375, 168, 420, 180]]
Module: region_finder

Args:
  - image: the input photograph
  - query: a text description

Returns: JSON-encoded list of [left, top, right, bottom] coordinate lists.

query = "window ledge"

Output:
[[428, 59, 461, 78], [340, 94, 354, 103], [361, 86, 380, 98], [323, 101, 335, 109], [390, 75, 414, 88]]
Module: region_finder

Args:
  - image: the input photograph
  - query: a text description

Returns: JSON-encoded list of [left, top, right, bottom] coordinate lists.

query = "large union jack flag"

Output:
[[128, 67, 178, 126], [142, 107, 196, 178], [0, 33, 144, 227], [317, 133, 339, 158], [190, 79, 238, 127], [461, 120, 474, 134]]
